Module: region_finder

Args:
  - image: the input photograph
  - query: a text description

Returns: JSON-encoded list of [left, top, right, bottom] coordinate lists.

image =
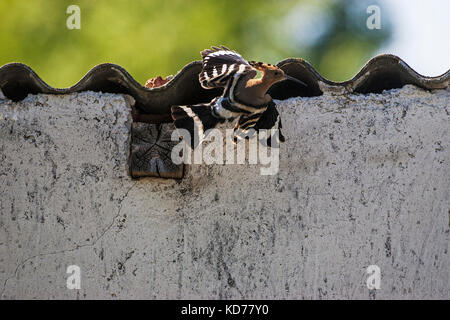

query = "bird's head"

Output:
[[249, 61, 307, 87]]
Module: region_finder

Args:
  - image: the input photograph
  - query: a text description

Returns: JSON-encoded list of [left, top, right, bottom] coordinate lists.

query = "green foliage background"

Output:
[[0, 0, 391, 87]]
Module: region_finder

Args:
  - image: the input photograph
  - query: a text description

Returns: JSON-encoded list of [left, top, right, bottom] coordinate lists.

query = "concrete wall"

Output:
[[0, 86, 448, 299]]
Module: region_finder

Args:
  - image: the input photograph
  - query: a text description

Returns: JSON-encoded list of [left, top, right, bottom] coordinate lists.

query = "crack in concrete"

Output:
[[0, 182, 138, 299]]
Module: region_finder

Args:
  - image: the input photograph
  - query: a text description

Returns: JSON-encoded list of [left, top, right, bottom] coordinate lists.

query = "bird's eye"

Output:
[[274, 71, 279, 76]]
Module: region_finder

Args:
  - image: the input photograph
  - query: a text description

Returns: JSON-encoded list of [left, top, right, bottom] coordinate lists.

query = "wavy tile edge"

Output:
[[1, 54, 448, 116]]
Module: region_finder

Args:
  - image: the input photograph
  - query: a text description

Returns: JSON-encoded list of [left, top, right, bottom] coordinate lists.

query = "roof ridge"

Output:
[[1, 55, 448, 115]]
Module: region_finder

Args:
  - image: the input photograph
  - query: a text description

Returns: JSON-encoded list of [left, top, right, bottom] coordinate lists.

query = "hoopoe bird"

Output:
[[171, 46, 306, 148]]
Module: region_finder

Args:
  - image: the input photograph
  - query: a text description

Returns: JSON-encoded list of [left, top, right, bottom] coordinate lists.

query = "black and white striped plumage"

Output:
[[171, 46, 284, 148], [234, 100, 285, 147], [199, 46, 255, 90]]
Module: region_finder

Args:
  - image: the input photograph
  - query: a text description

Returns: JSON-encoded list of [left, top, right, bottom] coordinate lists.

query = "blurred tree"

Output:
[[0, 0, 391, 87]]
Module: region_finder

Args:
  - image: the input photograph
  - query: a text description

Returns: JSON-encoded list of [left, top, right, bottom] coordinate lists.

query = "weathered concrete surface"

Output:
[[0, 87, 448, 299]]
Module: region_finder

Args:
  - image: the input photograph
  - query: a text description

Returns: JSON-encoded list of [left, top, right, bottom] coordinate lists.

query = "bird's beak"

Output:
[[284, 75, 307, 87]]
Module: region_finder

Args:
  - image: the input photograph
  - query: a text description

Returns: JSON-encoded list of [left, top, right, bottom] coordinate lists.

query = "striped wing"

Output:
[[171, 102, 224, 149], [199, 46, 256, 89], [233, 101, 285, 147]]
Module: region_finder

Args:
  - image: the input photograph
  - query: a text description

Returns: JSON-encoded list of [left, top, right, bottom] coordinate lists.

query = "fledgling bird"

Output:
[[171, 46, 306, 148]]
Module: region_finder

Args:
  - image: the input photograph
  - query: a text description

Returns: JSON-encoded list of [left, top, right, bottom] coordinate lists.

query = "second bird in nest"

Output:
[[171, 45, 306, 148]]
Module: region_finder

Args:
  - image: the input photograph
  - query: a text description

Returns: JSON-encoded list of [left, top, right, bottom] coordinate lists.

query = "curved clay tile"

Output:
[[1, 55, 448, 118]]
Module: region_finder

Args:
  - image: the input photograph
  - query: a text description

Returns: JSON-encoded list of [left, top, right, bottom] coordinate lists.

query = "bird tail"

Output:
[[253, 101, 285, 147], [171, 104, 223, 149]]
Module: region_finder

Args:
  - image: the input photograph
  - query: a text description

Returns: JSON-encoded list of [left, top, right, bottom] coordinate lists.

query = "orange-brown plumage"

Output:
[[236, 62, 290, 106]]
